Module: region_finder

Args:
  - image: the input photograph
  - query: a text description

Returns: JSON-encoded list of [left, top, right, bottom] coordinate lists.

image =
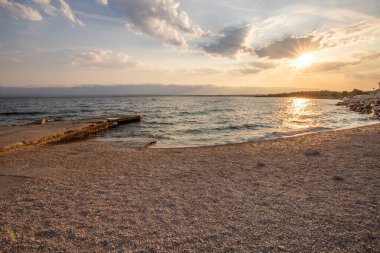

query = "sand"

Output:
[[0, 124, 379, 252]]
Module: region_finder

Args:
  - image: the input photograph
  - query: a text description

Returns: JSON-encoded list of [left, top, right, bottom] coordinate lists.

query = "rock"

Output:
[[336, 92, 380, 120], [332, 175, 344, 181], [305, 149, 320, 156], [256, 162, 265, 168]]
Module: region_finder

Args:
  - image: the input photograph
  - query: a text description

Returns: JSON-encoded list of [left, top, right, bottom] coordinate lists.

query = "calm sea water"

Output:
[[0, 96, 377, 147]]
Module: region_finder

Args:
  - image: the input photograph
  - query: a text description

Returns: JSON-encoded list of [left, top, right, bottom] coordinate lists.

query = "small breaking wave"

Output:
[[246, 127, 333, 142], [228, 123, 269, 130], [183, 123, 269, 134]]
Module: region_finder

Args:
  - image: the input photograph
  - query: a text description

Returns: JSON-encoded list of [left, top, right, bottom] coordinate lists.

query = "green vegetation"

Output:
[[257, 89, 369, 99]]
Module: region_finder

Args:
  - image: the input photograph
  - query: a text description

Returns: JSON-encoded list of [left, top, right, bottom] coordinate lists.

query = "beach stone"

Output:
[[305, 149, 320, 156], [257, 162, 265, 168], [332, 175, 344, 181]]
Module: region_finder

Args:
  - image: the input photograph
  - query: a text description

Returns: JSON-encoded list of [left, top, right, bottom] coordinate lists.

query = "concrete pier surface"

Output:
[[0, 115, 142, 152]]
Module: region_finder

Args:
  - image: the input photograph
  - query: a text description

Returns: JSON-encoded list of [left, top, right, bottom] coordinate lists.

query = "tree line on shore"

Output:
[[257, 89, 368, 99]]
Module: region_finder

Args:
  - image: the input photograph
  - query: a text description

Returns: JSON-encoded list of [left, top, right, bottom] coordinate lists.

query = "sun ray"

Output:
[[292, 53, 315, 69]]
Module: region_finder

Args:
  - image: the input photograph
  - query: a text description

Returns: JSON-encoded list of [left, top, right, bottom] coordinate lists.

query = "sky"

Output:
[[0, 0, 379, 91]]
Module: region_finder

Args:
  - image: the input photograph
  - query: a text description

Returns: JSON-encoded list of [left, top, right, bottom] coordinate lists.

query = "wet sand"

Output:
[[0, 124, 379, 252]]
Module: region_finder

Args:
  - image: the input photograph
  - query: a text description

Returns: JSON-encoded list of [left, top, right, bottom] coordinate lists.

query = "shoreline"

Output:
[[0, 123, 379, 251], [151, 121, 380, 149]]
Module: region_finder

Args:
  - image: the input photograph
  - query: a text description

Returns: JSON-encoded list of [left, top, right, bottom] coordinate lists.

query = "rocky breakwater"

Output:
[[336, 91, 380, 119]]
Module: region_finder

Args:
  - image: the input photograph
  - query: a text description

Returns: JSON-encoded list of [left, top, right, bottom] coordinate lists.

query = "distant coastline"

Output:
[[0, 85, 371, 99], [254, 89, 369, 99]]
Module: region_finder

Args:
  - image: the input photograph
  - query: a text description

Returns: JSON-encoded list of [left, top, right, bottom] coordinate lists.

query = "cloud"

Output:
[[253, 21, 380, 59], [183, 68, 224, 75], [0, 0, 43, 21], [306, 61, 359, 72], [238, 68, 262, 75], [74, 11, 125, 24], [202, 24, 253, 57], [0, 55, 22, 66], [32, 0, 57, 15], [254, 36, 320, 59], [59, 0, 84, 26], [1, 0, 85, 26], [70, 49, 137, 69], [350, 72, 380, 80], [303, 51, 380, 73], [315, 21, 380, 49], [117, 0, 203, 48], [356, 51, 380, 61], [238, 61, 278, 75], [96, 0, 108, 5]]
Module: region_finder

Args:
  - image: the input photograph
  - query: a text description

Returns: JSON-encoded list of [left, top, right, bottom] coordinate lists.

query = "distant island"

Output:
[[255, 89, 369, 99]]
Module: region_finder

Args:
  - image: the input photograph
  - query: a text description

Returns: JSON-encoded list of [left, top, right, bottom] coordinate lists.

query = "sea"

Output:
[[0, 96, 377, 148]]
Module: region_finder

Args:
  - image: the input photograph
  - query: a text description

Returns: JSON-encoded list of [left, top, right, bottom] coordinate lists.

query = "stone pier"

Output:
[[0, 115, 142, 152]]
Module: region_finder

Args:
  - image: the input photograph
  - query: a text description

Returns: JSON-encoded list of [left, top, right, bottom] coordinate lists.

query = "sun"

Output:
[[292, 53, 314, 69]]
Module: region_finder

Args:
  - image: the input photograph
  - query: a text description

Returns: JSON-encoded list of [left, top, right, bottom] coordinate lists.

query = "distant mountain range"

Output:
[[0, 84, 319, 97]]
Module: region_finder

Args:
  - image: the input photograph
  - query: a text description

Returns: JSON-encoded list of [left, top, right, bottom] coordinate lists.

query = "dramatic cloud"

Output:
[[32, 0, 57, 15], [70, 49, 137, 69], [254, 35, 320, 59], [0, 0, 43, 21], [254, 21, 380, 59], [96, 0, 108, 6], [117, 0, 203, 48], [202, 24, 253, 57], [59, 0, 84, 26], [202, 18, 378, 59]]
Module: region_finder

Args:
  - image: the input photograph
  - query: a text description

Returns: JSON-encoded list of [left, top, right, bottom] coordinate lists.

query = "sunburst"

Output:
[[292, 53, 314, 69]]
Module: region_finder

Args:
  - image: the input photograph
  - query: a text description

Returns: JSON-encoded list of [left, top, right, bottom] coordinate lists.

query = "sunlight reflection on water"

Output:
[[283, 98, 315, 130]]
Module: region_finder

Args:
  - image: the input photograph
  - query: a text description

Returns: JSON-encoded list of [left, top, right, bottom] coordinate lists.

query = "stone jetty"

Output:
[[337, 90, 380, 119], [0, 115, 142, 152]]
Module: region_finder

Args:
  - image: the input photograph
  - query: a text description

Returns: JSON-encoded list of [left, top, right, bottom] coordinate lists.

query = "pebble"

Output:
[[257, 162, 266, 168], [304, 149, 320, 156]]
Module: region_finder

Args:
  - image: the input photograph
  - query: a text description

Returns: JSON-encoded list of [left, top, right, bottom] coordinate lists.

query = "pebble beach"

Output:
[[0, 123, 379, 252]]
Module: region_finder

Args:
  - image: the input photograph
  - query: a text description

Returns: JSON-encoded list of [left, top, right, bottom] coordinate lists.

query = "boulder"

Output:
[[337, 93, 380, 119]]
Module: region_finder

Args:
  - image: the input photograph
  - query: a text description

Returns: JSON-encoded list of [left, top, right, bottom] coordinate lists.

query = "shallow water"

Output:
[[0, 96, 377, 147]]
